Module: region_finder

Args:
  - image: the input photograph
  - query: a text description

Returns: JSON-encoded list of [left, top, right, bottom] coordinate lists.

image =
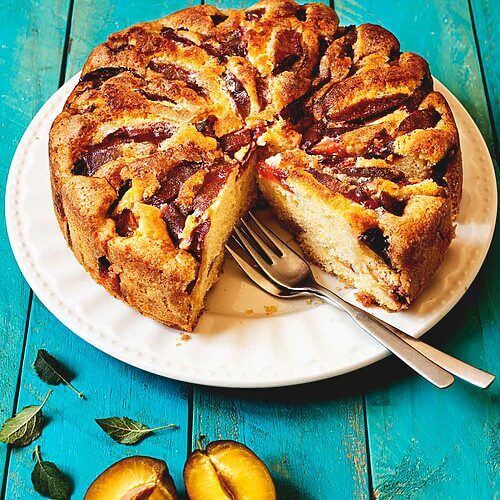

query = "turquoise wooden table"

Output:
[[1, 0, 498, 498]]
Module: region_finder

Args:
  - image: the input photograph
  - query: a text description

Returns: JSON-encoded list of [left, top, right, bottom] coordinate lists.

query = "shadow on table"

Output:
[[196, 281, 498, 405]]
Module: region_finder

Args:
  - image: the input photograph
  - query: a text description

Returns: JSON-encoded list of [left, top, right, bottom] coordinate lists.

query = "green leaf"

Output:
[[31, 445, 72, 500], [0, 390, 52, 447], [34, 349, 85, 399], [95, 417, 179, 445]]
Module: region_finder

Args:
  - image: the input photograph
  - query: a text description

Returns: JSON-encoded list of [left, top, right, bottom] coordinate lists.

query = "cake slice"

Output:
[[257, 23, 461, 310], [258, 149, 454, 310], [50, 117, 259, 331]]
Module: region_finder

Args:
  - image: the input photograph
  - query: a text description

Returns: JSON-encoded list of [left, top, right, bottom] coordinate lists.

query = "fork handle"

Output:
[[312, 285, 494, 388], [311, 286, 454, 388], [313, 285, 495, 388], [380, 323, 495, 388]]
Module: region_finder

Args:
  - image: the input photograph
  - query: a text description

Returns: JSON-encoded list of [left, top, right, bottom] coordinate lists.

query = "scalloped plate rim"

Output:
[[5, 73, 497, 388]]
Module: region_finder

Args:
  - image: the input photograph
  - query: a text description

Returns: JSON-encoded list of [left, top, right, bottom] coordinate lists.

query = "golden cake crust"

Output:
[[50, 0, 461, 328]]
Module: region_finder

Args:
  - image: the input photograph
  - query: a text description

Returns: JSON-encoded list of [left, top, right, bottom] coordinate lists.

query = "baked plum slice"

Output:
[[211, 14, 228, 26], [144, 162, 200, 208], [114, 208, 138, 237], [397, 108, 441, 133], [79, 67, 139, 88], [273, 30, 303, 75], [195, 115, 217, 137], [359, 227, 391, 265], [148, 61, 206, 96], [222, 71, 251, 119], [219, 27, 248, 57], [72, 123, 176, 176], [160, 26, 195, 46], [219, 126, 265, 157]]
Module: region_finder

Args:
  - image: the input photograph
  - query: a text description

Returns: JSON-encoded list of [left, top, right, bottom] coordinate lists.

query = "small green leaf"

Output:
[[31, 445, 72, 500], [95, 417, 178, 445], [34, 349, 85, 399], [0, 390, 52, 447]]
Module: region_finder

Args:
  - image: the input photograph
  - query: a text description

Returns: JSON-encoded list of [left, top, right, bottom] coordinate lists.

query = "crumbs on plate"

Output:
[[245, 309, 254, 315], [305, 297, 324, 306], [177, 333, 192, 346], [264, 305, 278, 316]]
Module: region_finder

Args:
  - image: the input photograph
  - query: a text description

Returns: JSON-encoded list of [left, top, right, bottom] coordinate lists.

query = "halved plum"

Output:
[[184, 440, 276, 500], [84, 456, 178, 499]]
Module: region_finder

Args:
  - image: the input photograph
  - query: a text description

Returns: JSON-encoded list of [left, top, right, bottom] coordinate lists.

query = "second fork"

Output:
[[228, 212, 495, 389]]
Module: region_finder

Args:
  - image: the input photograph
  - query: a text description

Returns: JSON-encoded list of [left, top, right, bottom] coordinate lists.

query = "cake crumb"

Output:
[[356, 292, 374, 307], [245, 309, 254, 315], [180, 333, 191, 342], [264, 305, 278, 316], [306, 297, 324, 306]]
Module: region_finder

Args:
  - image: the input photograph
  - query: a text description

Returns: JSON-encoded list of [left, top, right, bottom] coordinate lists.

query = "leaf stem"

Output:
[[39, 389, 53, 410], [62, 378, 85, 400], [149, 423, 179, 432], [54, 368, 84, 399], [34, 444, 42, 463]]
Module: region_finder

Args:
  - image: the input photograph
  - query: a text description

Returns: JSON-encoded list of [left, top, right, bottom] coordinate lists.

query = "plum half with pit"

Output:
[[183, 440, 276, 500], [84, 456, 178, 500]]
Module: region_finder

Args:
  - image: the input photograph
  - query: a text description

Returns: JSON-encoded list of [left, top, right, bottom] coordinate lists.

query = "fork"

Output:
[[226, 211, 495, 389]]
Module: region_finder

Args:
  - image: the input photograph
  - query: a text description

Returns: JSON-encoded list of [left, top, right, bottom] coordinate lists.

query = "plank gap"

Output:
[[466, 0, 499, 155], [59, 0, 76, 87], [0, 290, 33, 499], [362, 394, 374, 496], [186, 384, 194, 458]]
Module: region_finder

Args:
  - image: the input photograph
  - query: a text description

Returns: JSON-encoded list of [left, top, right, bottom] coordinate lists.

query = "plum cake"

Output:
[[50, 0, 461, 331]]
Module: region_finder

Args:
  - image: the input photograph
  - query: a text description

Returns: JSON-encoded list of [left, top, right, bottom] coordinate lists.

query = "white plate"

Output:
[[6, 74, 497, 388]]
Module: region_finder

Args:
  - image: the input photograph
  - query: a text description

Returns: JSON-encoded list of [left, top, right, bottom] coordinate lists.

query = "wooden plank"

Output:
[[5, 1, 195, 497], [191, 1, 369, 498], [0, 0, 70, 490], [65, 0, 198, 79], [335, 1, 499, 497], [5, 298, 190, 498], [193, 386, 369, 499], [466, 2, 500, 497], [470, 0, 499, 146], [364, 294, 499, 498]]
